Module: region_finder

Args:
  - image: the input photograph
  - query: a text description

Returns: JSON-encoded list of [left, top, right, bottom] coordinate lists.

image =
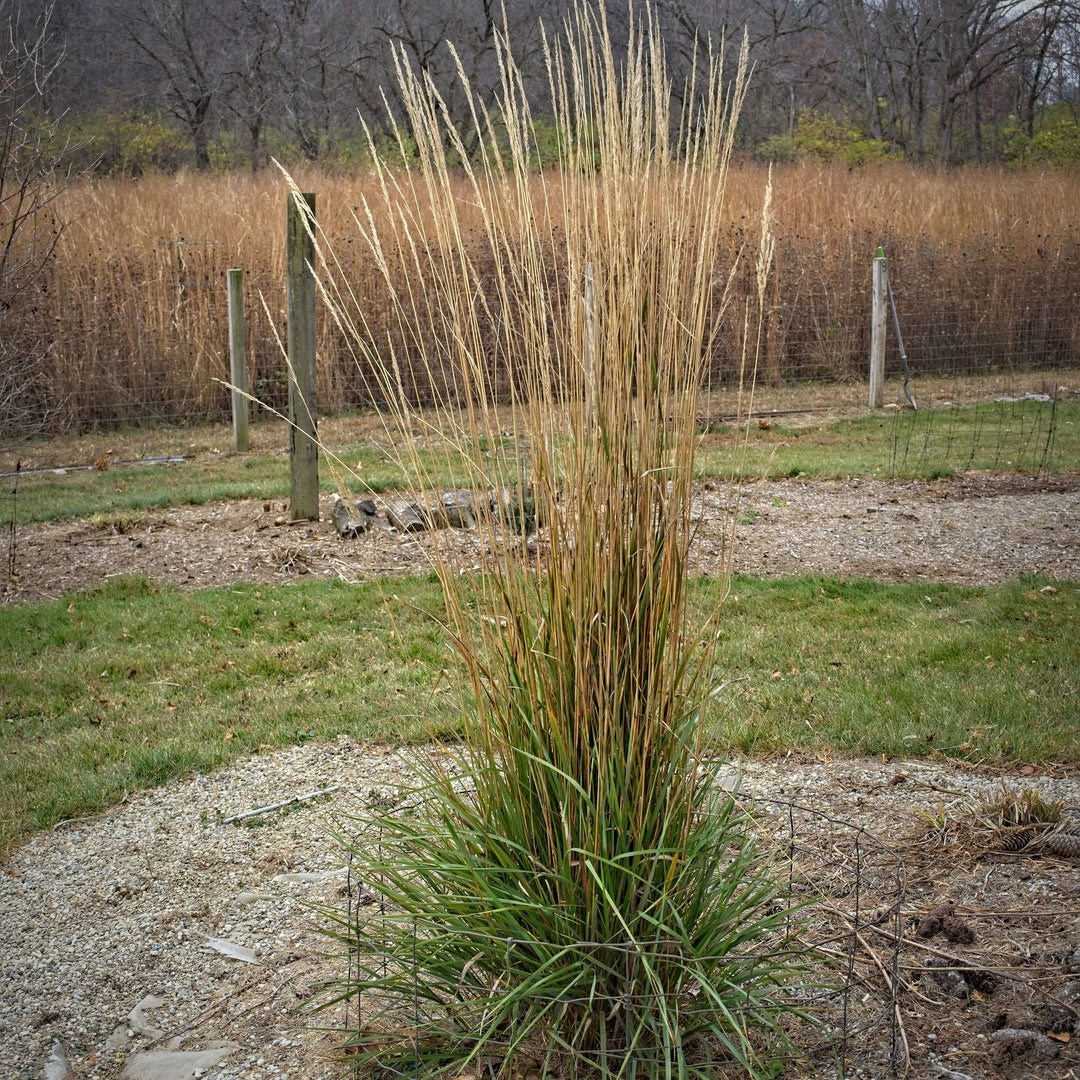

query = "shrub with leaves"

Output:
[[308, 3, 805, 1077]]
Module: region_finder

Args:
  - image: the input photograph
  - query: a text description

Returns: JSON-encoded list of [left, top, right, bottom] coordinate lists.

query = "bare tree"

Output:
[[346, 0, 558, 158], [110, 0, 236, 170], [649, 0, 838, 149], [224, 0, 283, 169], [273, 0, 358, 160], [1009, 0, 1071, 138], [859, 0, 1072, 161], [5, 0, 1079, 173], [0, 1, 78, 435]]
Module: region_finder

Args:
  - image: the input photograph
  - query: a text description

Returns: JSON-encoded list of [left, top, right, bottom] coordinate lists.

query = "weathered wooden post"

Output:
[[227, 268, 249, 452], [869, 248, 887, 408], [287, 191, 319, 520]]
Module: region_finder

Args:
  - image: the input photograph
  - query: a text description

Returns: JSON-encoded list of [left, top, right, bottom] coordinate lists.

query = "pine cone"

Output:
[[996, 827, 1034, 852], [1045, 831, 1080, 859]]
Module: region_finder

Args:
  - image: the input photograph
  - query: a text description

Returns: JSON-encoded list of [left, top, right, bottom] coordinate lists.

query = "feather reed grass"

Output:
[[305, 5, 810, 1078]]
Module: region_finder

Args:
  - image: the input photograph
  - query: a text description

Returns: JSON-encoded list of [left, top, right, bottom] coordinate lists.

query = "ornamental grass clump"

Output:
[[309, 3, 805, 1077]]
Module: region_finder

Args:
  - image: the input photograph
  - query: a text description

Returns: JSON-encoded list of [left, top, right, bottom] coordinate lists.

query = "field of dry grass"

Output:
[[3, 163, 1078, 436]]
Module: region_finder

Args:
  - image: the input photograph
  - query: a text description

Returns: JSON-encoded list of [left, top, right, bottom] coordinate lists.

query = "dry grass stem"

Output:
[[3, 155, 1078, 435]]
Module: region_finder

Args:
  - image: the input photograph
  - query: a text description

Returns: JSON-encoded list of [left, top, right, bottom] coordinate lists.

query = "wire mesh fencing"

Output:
[[1, 230, 1077, 445], [335, 787, 909, 1080]]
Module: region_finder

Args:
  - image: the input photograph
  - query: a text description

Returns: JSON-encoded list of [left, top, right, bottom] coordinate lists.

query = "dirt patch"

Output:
[[4, 472, 1079, 604]]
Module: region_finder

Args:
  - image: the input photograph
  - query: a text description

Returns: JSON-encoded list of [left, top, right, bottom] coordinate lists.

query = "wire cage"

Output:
[[334, 782, 908, 1080]]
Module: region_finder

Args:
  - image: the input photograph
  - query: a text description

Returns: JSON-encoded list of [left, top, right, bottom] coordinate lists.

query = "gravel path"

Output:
[[4, 473, 1079, 605], [3, 740, 1080, 1080]]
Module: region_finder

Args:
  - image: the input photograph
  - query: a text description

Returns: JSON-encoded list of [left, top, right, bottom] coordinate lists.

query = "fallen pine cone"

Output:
[[996, 827, 1035, 852], [1045, 831, 1080, 859]]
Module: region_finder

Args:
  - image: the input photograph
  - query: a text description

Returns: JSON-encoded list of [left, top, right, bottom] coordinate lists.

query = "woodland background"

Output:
[[11, 0, 1080, 173], [3, 0, 1079, 438]]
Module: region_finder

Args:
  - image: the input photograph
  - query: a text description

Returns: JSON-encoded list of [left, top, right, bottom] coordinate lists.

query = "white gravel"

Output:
[[3, 737, 1079, 1080]]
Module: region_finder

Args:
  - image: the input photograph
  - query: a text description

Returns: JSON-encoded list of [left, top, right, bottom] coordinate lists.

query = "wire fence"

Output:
[[338, 791, 909, 1079], [2, 243, 1077, 455]]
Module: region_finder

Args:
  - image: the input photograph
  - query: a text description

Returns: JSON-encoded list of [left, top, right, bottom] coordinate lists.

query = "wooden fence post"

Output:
[[227, 268, 249, 452], [869, 250, 887, 408], [287, 191, 319, 521]]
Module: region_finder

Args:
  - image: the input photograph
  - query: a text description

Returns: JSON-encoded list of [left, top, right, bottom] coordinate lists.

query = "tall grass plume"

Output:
[[310, 5, 808, 1078]]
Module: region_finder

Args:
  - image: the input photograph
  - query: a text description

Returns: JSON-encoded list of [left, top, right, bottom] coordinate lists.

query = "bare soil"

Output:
[[3, 471, 1078, 605]]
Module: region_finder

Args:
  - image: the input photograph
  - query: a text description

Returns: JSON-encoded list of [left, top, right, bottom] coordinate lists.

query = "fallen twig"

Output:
[[835, 914, 911, 1076], [140, 969, 266, 1049], [0, 456, 187, 478], [221, 786, 339, 824]]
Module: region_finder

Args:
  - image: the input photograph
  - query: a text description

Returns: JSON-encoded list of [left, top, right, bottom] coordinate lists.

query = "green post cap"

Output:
[[877, 245, 885, 258]]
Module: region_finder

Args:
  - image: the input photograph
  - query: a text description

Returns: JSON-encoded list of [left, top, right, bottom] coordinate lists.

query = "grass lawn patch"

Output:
[[0, 575, 460, 854], [3, 399, 1078, 527], [697, 398, 1079, 480], [705, 575, 1080, 762], [2, 573, 1077, 854], [0, 441, 476, 526]]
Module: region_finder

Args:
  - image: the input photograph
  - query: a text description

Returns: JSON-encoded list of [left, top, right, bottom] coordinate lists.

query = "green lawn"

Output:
[[3, 573, 1076, 854], [0, 439, 506, 525], [697, 397, 1078, 480], [3, 398, 1077, 527], [705, 575, 1079, 761]]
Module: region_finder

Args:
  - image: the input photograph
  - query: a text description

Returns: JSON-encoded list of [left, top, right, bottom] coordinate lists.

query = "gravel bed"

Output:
[[3, 739, 1080, 1080], [4, 473, 1079, 605]]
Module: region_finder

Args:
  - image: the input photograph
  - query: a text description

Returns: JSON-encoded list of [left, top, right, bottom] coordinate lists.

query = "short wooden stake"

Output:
[[869, 253, 887, 408], [227, 269, 249, 452], [287, 191, 319, 521]]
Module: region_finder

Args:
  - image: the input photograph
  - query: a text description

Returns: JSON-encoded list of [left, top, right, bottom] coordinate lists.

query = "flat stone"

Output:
[[272, 867, 347, 883], [235, 892, 272, 905], [123, 1048, 233, 1080], [105, 1024, 130, 1050], [716, 765, 742, 792], [129, 994, 166, 1038], [41, 1041, 72, 1080], [204, 938, 259, 964]]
